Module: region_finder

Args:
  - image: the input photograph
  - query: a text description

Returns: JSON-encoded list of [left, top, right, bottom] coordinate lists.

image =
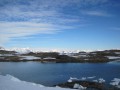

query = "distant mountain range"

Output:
[[0, 46, 120, 63], [0, 46, 83, 54], [0, 46, 120, 54]]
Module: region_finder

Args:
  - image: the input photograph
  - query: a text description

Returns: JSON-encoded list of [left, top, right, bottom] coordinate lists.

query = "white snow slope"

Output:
[[0, 74, 75, 90]]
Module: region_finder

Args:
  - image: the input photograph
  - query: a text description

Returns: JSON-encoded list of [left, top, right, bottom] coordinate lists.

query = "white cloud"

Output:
[[83, 0, 108, 5], [0, 0, 110, 45], [0, 1, 80, 45], [112, 27, 120, 31], [0, 21, 60, 44], [81, 10, 111, 17], [0, 20, 75, 45]]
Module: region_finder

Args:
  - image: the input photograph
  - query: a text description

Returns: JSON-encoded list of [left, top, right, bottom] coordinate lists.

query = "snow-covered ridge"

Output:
[[0, 46, 5, 50], [6, 47, 32, 54], [1, 46, 100, 54], [1, 46, 120, 57], [5, 47, 83, 54]]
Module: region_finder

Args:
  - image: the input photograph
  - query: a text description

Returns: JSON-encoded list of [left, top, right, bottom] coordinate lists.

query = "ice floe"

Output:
[[98, 78, 105, 83], [111, 78, 120, 82], [87, 76, 96, 79], [68, 77, 79, 82], [110, 81, 119, 86], [81, 77, 86, 80], [73, 83, 86, 90], [110, 78, 120, 88], [93, 80, 98, 82]]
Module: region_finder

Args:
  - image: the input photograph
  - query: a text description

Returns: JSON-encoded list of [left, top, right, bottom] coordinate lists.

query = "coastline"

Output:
[[0, 59, 109, 63]]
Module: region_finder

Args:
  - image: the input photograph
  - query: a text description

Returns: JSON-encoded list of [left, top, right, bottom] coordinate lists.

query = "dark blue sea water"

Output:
[[0, 62, 120, 86]]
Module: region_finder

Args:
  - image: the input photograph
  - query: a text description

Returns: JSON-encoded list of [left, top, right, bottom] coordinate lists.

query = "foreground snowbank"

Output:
[[0, 74, 120, 90], [0, 74, 75, 90]]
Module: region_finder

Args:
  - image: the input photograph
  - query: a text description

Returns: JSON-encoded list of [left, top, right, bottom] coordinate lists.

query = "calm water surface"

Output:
[[0, 62, 120, 86]]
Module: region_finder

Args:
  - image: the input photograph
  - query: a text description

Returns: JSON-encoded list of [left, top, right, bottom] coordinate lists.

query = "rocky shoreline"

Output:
[[55, 79, 120, 90]]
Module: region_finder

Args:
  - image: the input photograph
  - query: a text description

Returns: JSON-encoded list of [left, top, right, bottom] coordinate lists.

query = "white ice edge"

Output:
[[0, 74, 76, 90]]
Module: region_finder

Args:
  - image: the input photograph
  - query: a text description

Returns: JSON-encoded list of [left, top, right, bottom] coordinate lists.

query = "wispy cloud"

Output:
[[81, 10, 111, 17], [0, 22, 45, 44], [0, 0, 110, 45], [0, 21, 71, 45], [0, 0, 80, 45], [83, 0, 108, 5], [112, 27, 120, 31]]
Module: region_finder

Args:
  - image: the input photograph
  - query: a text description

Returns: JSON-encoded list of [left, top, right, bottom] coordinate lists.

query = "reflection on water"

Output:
[[108, 60, 120, 64]]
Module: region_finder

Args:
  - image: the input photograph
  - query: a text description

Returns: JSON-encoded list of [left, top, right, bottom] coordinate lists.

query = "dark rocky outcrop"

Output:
[[56, 80, 105, 90]]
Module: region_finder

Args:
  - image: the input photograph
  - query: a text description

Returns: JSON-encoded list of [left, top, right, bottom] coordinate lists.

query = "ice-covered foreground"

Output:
[[0, 74, 75, 90]]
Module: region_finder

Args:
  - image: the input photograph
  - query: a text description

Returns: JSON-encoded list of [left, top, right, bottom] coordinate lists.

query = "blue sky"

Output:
[[0, 0, 120, 50]]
